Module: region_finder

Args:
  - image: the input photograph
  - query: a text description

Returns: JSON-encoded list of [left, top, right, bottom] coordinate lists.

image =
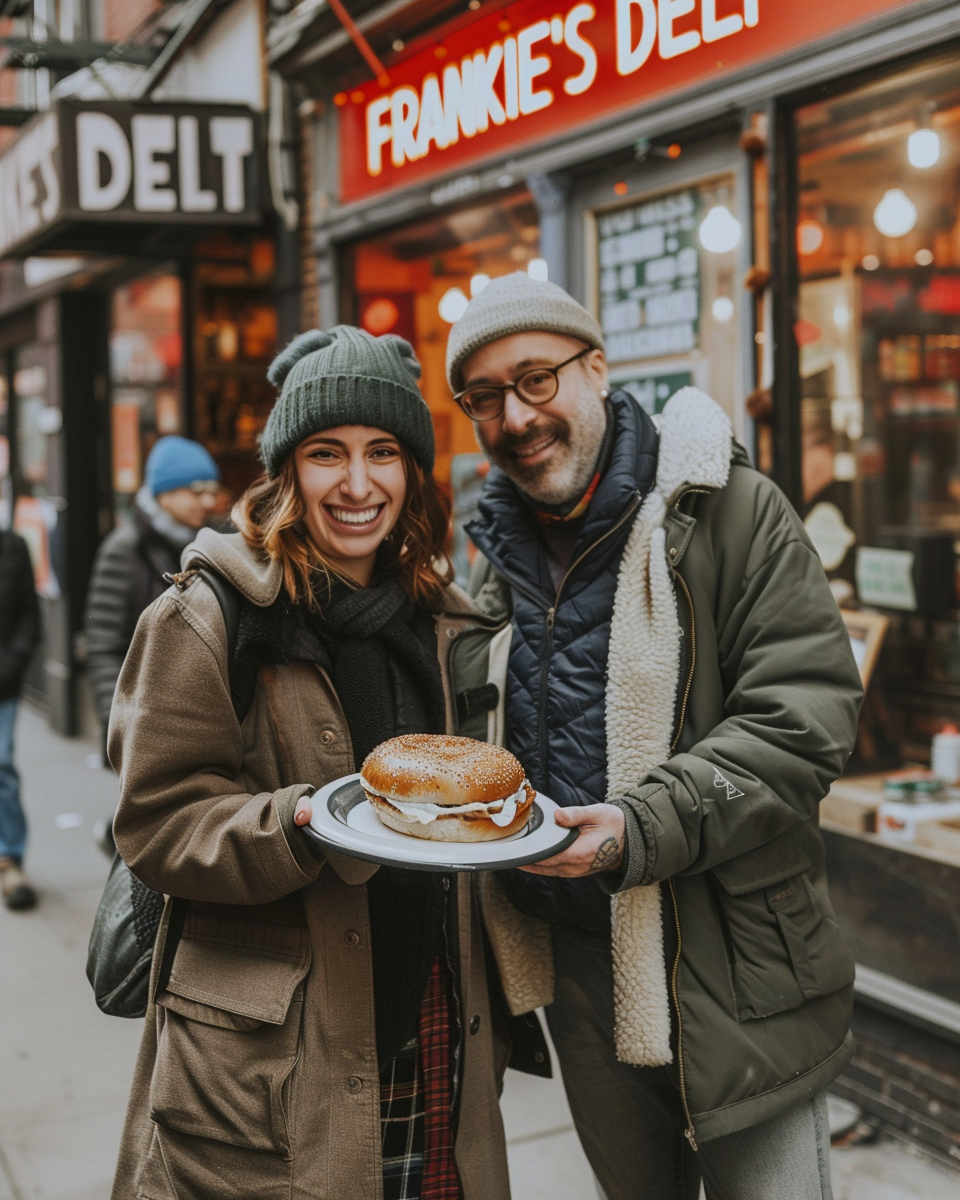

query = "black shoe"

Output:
[[0, 859, 37, 910]]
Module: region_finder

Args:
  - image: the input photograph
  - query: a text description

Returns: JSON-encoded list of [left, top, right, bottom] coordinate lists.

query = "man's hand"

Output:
[[294, 797, 313, 827], [519, 803, 625, 877]]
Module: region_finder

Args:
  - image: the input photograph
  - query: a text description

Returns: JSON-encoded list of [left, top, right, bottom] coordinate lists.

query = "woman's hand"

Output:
[[294, 796, 313, 827], [518, 803, 625, 877]]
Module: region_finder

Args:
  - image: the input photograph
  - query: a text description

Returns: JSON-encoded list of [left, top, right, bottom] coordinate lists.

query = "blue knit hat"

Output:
[[145, 437, 220, 497]]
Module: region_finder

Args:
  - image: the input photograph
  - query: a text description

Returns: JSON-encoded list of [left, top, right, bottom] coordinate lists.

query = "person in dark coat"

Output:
[[451, 273, 862, 1200], [0, 529, 41, 911], [84, 437, 220, 746]]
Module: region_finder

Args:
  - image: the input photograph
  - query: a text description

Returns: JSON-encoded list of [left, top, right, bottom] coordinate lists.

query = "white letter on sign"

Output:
[[564, 5, 598, 96], [416, 74, 450, 157], [503, 37, 520, 120], [132, 114, 176, 212], [77, 111, 131, 211], [390, 88, 420, 167], [518, 21, 553, 115], [659, 0, 700, 59], [702, 0, 742, 41], [473, 44, 505, 132], [616, 0, 657, 76], [210, 116, 253, 212], [178, 116, 215, 211], [443, 60, 477, 145], [366, 96, 392, 176]]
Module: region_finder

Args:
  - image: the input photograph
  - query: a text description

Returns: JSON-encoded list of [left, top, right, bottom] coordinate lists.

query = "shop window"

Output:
[[343, 190, 541, 489], [793, 52, 960, 769], [193, 235, 278, 499], [590, 176, 743, 434], [110, 269, 183, 516]]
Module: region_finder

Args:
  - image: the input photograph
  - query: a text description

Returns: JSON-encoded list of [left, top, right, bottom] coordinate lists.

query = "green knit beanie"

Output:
[[260, 325, 435, 476]]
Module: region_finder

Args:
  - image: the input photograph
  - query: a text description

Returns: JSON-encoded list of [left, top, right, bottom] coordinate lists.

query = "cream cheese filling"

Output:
[[361, 776, 529, 827]]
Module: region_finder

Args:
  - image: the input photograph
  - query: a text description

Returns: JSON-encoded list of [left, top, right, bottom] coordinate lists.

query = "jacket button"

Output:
[[320, 730, 336, 745], [668, 546, 678, 561], [469, 1014, 481, 1035], [346, 1076, 363, 1093], [345, 930, 360, 947], [534, 1050, 545, 1064], [446, 626, 457, 639], [441, 876, 451, 892]]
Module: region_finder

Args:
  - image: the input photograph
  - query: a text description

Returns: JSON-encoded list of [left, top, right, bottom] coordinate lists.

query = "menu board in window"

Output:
[[597, 189, 700, 364]]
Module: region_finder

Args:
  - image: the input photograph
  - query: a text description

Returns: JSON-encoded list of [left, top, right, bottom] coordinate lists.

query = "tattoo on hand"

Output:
[[589, 836, 621, 873]]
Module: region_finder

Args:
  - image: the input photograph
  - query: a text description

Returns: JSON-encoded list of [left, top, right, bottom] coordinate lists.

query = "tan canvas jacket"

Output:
[[109, 530, 514, 1200]]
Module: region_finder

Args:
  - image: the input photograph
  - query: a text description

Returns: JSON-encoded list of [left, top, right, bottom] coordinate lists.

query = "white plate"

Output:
[[304, 773, 578, 872]]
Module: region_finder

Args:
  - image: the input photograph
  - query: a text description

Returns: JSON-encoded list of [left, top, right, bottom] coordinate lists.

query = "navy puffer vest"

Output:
[[467, 392, 658, 930]]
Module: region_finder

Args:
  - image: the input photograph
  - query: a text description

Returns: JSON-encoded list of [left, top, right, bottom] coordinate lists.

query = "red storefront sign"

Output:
[[339, 0, 917, 202]]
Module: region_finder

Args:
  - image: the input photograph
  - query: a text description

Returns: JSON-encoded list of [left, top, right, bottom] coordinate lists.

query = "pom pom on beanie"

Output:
[[259, 325, 434, 476], [266, 330, 333, 390]]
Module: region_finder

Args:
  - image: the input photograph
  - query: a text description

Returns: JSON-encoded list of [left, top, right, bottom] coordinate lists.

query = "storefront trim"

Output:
[[855, 964, 960, 1046], [313, 0, 960, 246]]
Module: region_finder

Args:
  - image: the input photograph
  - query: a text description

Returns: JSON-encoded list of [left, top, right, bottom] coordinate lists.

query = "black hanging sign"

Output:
[[0, 100, 262, 256]]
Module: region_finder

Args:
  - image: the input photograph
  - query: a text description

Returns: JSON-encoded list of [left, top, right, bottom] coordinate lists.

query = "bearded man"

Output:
[[452, 273, 862, 1200]]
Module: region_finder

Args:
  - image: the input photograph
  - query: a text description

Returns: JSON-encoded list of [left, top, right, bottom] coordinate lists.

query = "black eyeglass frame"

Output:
[[452, 346, 592, 421]]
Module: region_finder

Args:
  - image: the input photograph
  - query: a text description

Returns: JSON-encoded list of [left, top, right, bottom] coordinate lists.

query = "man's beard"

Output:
[[480, 396, 607, 507]]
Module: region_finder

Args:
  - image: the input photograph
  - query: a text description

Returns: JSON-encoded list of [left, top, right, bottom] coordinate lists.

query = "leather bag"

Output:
[[86, 568, 249, 1017]]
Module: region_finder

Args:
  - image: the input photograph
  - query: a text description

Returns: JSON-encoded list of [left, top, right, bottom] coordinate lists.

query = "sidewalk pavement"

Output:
[[2, 704, 959, 1200]]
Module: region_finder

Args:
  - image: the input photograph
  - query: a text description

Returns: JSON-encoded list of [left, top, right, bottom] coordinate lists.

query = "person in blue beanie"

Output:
[[84, 437, 220, 780]]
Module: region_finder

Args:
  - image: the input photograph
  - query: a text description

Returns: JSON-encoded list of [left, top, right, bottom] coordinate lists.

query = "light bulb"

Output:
[[438, 287, 469, 323], [470, 273, 490, 297], [908, 128, 940, 169], [862, 255, 880, 271], [527, 257, 549, 281], [698, 206, 741, 254], [797, 219, 824, 256], [873, 189, 917, 238], [712, 296, 734, 323], [915, 248, 934, 266]]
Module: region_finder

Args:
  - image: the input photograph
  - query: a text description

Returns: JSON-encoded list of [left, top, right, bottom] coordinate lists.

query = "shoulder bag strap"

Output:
[[152, 567, 252, 1003]]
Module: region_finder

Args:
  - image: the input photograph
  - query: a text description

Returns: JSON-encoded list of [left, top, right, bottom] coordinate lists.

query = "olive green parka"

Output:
[[473, 387, 864, 1146]]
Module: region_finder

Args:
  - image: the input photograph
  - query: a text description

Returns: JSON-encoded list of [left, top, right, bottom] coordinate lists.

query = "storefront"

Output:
[[272, 0, 960, 1163], [0, 93, 277, 737]]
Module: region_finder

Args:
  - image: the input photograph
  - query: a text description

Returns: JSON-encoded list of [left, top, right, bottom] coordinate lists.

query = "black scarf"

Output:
[[312, 576, 446, 766], [312, 576, 450, 1069]]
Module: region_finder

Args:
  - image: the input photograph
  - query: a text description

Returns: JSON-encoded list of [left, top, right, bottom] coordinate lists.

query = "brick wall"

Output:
[[103, 0, 162, 44], [832, 1002, 960, 1173]]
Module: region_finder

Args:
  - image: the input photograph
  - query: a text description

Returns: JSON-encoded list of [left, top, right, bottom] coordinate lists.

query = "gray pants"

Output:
[[545, 926, 833, 1200]]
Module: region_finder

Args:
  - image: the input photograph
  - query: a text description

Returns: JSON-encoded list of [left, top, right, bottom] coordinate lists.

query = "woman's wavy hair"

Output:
[[232, 444, 453, 610]]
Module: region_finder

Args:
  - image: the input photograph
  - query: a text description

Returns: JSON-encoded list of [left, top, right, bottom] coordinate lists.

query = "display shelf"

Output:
[[823, 774, 960, 869]]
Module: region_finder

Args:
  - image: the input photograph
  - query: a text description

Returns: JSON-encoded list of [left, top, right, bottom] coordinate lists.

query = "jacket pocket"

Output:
[[710, 833, 853, 1021], [150, 917, 311, 1157]]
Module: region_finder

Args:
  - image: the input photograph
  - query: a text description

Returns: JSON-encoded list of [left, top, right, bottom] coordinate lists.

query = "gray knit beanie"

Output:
[[445, 272, 605, 394], [261, 325, 434, 475]]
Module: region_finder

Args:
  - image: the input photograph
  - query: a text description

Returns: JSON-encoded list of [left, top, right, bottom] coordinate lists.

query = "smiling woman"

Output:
[[107, 324, 516, 1200]]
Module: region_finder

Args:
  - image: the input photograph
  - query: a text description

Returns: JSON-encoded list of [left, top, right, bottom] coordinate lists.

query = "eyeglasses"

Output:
[[452, 347, 591, 422], [188, 481, 220, 496]]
